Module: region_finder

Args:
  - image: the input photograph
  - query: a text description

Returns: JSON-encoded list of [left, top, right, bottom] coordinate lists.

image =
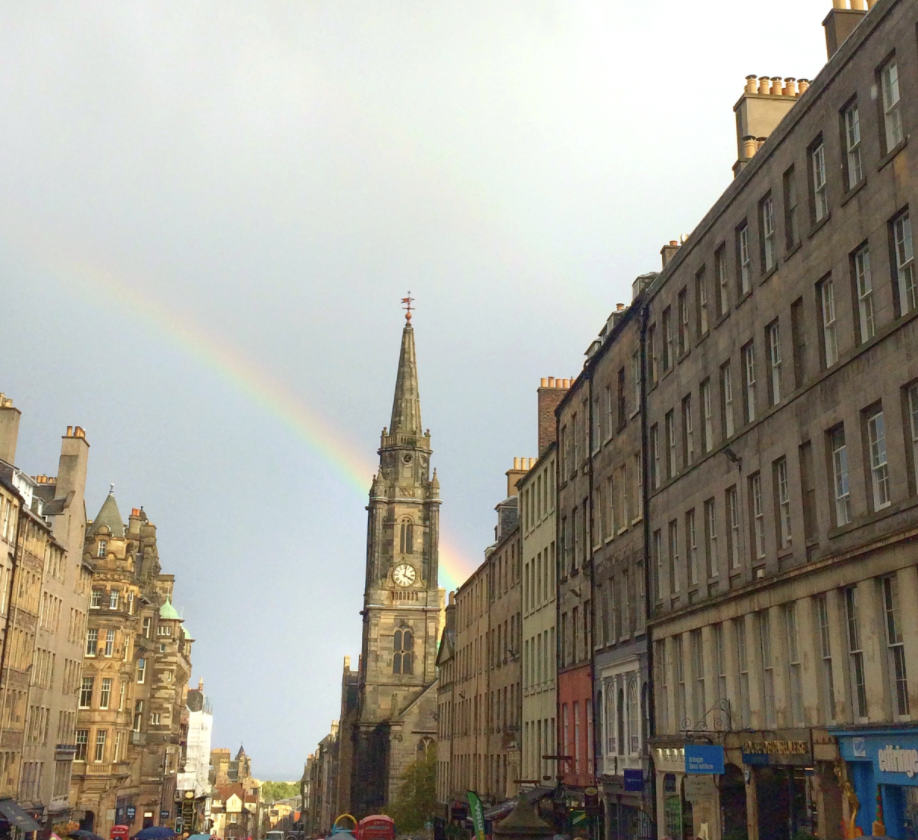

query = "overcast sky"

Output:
[[1, 0, 833, 780]]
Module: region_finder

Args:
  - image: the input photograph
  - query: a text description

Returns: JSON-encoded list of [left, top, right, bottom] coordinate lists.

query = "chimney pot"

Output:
[[66, 426, 73, 437], [540, 378, 547, 388], [798, 79, 810, 94], [783, 78, 797, 96], [745, 75, 758, 94], [758, 76, 772, 95]]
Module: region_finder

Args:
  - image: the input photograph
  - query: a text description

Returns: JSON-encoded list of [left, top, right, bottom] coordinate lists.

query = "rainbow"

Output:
[[31, 249, 478, 590]]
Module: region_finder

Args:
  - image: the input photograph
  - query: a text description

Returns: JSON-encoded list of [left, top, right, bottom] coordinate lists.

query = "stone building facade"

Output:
[[348, 316, 443, 817], [519, 381, 565, 790], [0, 398, 92, 829], [71, 496, 192, 836], [644, 2, 918, 839]]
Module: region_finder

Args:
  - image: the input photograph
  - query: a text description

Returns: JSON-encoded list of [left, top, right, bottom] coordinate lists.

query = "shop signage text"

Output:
[[742, 740, 808, 756], [878, 746, 918, 778], [685, 745, 725, 775]]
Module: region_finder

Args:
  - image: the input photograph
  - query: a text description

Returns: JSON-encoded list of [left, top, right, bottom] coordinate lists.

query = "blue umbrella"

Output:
[[187, 835, 211, 840], [134, 828, 176, 840]]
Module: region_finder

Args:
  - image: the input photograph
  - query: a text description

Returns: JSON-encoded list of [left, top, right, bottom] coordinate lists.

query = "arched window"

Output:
[[399, 520, 414, 555], [393, 626, 414, 675], [627, 677, 639, 754], [417, 737, 434, 758], [617, 686, 625, 758]]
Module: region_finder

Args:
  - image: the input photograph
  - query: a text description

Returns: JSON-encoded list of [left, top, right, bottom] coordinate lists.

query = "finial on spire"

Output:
[[109, 483, 115, 495], [401, 292, 414, 324]]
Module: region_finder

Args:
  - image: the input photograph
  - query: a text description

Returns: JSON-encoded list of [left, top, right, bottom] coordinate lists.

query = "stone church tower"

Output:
[[349, 313, 443, 818]]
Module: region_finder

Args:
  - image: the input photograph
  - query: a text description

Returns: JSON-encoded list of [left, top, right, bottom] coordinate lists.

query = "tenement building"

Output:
[[71, 496, 192, 836], [519, 380, 566, 793], [645, 1, 918, 838], [438, 463, 524, 812], [0, 398, 92, 831], [347, 311, 443, 816], [582, 298, 653, 836]]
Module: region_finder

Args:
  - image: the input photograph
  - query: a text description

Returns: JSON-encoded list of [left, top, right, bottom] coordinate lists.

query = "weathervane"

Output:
[[401, 292, 414, 323]]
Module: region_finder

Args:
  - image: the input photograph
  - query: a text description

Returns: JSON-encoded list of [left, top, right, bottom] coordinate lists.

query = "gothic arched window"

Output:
[[417, 737, 434, 758], [399, 520, 415, 555], [393, 626, 414, 675]]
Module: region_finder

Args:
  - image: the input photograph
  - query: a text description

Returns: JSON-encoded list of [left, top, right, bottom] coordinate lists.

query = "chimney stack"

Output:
[[537, 377, 571, 456], [661, 240, 681, 268], [506, 458, 533, 497], [0, 395, 21, 466], [824, 0, 870, 58], [733, 75, 803, 177]]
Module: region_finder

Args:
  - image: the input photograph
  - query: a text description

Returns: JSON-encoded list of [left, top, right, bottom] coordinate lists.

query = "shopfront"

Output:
[[833, 726, 918, 839]]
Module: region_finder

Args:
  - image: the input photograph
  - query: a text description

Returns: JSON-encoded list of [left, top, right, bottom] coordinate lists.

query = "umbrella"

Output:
[[134, 828, 177, 840], [69, 832, 105, 840], [187, 835, 211, 840]]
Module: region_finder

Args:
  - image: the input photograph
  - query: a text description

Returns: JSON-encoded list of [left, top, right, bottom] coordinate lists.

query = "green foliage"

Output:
[[261, 781, 301, 803], [721, 828, 748, 840], [385, 749, 437, 833]]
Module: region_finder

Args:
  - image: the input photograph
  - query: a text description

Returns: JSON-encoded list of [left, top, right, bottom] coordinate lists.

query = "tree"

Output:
[[385, 749, 437, 833], [261, 781, 301, 803]]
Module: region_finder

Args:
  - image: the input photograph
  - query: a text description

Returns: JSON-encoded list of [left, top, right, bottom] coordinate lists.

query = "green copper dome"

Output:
[[159, 599, 181, 620]]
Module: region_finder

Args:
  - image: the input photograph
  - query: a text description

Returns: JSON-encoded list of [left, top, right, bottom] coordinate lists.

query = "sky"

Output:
[[0, 0, 834, 780]]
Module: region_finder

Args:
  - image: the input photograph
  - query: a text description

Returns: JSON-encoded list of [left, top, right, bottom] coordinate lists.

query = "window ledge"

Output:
[[735, 289, 753, 310], [878, 137, 908, 172], [714, 310, 731, 329], [760, 265, 778, 284], [807, 212, 832, 239], [827, 494, 918, 538], [841, 178, 867, 207], [783, 241, 802, 262]]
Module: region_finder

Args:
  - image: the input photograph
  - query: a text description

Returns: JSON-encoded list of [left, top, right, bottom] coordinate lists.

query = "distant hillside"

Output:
[[261, 781, 301, 802]]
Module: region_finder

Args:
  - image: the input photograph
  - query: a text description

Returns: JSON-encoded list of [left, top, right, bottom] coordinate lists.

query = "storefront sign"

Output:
[[126, 806, 136, 820], [741, 739, 812, 766], [685, 745, 725, 774], [684, 775, 716, 801], [623, 769, 644, 791]]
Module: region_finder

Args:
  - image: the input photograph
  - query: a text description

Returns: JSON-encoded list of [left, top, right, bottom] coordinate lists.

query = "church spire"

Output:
[[389, 304, 422, 437]]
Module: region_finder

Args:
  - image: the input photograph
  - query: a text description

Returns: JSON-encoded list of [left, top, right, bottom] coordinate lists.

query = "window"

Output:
[[866, 406, 890, 510], [133, 701, 143, 732], [572, 412, 580, 467], [648, 326, 657, 385], [750, 473, 765, 561], [86, 629, 98, 657], [109, 590, 119, 610], [650, 425, 660, 490], [761, 194, 776, 272], [784, 167, 799, 250], [738, 222, 752, 295], [767, 321, 781, 406], [736, 619, 751, 727], [811, 139, 828, 223], [627, 678, 639, 754], [853, 245, 875, 343], [908, 384, 918, 491], [119, 681, 126, 712], [713, 624, 727, 702], [721, 363, 734, 438], [632, 351, 641, 413], [716, 244, 729, 317], [816, 595, 837, 722], [785, 603, 803, 725], [791, 297, 807, 388], [99, 678, 111, 710], [617, 367, 626, 430], [701, 379, 713, 453], [604, 385, 613, 441], [819, 277, 838, 367], [678, 288, 689, 356], [893, 211, 916, 314], [665, 410, 676, 479], [79, 677, 93, 709], [653, 530, 663, 601], [743, 343, 756, 423], [682, 395, 694, 466], [142, 617, 151, 638], [845, 586, 868, 719], [94, 729, 107, 763], [75, 730, 88, 762], [704, 498, 717, 579], [830, 427, 852, 526], [137, 658, 146, 684], [150, 712, 162, 726], [843, 101, 863, 189], [758, 611, 775, 727], [692, 630, 705, 722], [655, 641, 669, 730], [883, 575, 910, 718], [668, 520, 679, 595], [662, 308, 673, 371], [394, 626, 414, 675], [674, 636, 686, 725], [90, 590, 102, 609], [97, 540, 107, 559], [726, 486, 741, 571], [775, 458, 792, 549], [400, 520, 414, 554], [105, 629, 114, 657], [881, 58, 903, 151], [631, 455, 640, 521], [696, 268, 709, 335], [687, 510, 698, 587]]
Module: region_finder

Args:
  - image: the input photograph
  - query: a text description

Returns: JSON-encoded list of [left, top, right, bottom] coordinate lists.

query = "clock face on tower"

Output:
[[393, 564, 417, 587]]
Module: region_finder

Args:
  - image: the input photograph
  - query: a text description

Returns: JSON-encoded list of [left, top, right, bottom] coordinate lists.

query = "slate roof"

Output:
[[88, 492, 125, 537]]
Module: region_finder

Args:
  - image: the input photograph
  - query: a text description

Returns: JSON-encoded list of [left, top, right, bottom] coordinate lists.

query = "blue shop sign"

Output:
[[624, 769, 644, 791], [685, 745, 725, 775], [835, 729, 918, 785], [126, 806, 136, 820]]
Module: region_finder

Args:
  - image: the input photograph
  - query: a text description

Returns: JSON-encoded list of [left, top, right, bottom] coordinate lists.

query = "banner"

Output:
[[467, 791, 486, 840]]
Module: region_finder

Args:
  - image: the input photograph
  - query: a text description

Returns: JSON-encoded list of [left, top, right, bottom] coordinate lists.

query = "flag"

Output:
[[467, 791, 486, 840]]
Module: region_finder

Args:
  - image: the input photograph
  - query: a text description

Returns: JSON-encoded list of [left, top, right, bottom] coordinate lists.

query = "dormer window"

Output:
[[97, 540, 107, 558], [157, 625, 172, 637]]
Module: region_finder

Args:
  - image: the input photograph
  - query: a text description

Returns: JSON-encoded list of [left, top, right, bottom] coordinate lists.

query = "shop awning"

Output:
[[0, 799, 40, 831]]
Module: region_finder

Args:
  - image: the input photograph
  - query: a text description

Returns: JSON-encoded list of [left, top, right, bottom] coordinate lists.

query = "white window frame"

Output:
[[821, 278, 839, 367], [776, 457, 792, 549], [687, 509, 698, 587], [844, 101, 863, 188], [722, 364, 734, 438], [727, 487, 741, 571], [867, 407, 890, 510], [854, 246, 875, 342], [831, 427, 852, 526], [762, 196, 776, 272], [894, 212, 916, 314], [751, 473, 765, 560], [812, 141, 828, 222], [882, 59, 903, 151], [701, 379, 713, 453], [743, 344, 757, 423], [739, 223, 752, 294], [883, 575, 910, 719], [768, 322, 781, 405]]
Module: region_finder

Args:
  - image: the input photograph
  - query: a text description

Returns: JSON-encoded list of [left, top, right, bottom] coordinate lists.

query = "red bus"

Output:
[[357, 815, 394, 840]]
